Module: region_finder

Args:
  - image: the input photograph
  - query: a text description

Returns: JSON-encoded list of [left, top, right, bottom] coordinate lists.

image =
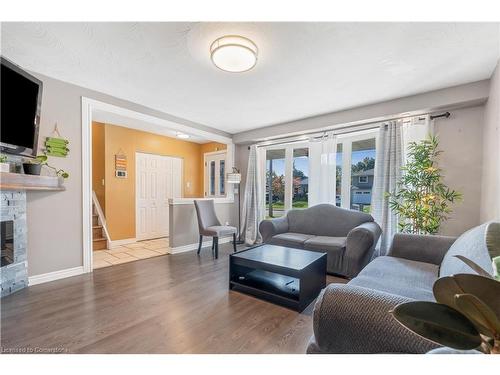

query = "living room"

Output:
[[1, 1, 499, 374]]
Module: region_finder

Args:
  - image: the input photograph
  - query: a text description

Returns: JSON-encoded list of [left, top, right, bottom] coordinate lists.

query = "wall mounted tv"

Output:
[[1, 57, 43, 158]]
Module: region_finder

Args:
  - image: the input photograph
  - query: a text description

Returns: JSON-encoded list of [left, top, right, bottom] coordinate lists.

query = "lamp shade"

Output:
[[227, 173, 241, 184]]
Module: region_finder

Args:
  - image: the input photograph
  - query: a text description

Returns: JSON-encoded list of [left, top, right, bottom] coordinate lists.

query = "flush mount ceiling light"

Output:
[[210, 35, 258, 73], [176, 132, 190, 139]]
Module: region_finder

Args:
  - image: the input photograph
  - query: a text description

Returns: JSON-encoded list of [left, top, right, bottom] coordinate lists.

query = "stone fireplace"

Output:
[[0, 190, 28, 297]]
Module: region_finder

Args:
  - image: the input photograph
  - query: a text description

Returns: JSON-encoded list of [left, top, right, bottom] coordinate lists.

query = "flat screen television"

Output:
[[1, 57, 43, 157]]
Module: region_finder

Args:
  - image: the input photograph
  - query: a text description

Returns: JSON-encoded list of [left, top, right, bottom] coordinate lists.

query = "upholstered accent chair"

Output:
[[259, 204, 382, 278], [307, 222, 500, 354], [194, 200, 237, 258]]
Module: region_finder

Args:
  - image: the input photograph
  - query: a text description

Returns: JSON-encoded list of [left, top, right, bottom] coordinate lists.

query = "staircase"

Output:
[[92, 200, 108, 251]]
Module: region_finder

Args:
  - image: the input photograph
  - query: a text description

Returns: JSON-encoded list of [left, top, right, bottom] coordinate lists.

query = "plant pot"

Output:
[[23, 163, 42, 176], [0, 162, 10, 173]]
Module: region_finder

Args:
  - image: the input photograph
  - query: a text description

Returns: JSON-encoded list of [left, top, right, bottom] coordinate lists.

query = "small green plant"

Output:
[[387, 135, 461, 235], [25, 154, 69, 179], [391, 256, 500, 354], [0, 154, 8, 163]]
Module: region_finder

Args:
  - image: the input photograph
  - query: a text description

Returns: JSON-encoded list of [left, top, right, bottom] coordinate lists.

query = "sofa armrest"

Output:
[[308, 284, 438, 354], [259, 216, 289, 243], [387, 233, 457, 265], [344, 222, 382, 277]]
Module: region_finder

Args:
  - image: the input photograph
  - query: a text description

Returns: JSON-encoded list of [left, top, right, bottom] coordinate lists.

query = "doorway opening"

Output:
[[82, 98, 234, 271]]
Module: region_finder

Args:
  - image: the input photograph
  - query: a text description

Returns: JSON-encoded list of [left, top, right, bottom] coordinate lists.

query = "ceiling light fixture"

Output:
[[176, 132, 190, 139], [210, 35, 258, 73]]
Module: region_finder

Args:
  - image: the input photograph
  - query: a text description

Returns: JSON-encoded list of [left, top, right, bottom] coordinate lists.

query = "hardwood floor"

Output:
[[1, 243, 346, 354]]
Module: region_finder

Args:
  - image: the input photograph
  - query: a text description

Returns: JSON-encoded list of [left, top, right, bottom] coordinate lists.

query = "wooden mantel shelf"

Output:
[[0, 172, 65, 191]]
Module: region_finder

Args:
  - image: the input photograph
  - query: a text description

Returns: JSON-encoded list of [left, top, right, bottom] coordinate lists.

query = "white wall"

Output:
[[435, 106, 484, 236], [25, 72, 229, 277], [480, 60, 500, 222], [233, 80, 489, 144]]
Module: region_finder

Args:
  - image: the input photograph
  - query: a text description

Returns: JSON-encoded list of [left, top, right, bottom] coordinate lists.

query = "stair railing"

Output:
[[92, 191, 111, 246]]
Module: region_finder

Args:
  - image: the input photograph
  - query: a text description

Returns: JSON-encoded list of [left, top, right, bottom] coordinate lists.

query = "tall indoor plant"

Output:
[[387, 135, 461, 235]]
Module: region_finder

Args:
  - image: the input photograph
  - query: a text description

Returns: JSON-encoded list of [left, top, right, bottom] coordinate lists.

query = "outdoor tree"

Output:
[[351, 157, 375, 173], [387, 136, 461, 235]]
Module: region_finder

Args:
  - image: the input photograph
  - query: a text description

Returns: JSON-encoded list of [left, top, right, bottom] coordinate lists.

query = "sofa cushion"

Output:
[[349, 256, 439, 301], [287, 204, 373, 237], [304, 236, 346, 252], [439, 222, 499, 278], [304, 236, 347, 275], [268, 232, 315, 248]]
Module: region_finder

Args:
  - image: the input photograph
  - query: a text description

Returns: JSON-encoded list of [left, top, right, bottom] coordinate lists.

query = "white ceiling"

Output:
[[2, 22, 499, 134]]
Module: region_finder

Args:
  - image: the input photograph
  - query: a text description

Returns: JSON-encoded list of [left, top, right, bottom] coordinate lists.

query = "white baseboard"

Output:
[[169, 237, 231, 254], [28, 266, 85, 286], [108, 237, 137, 248]]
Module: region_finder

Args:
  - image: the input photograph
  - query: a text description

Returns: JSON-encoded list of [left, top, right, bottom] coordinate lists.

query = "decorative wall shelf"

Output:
[[0, 172, 65, 191]]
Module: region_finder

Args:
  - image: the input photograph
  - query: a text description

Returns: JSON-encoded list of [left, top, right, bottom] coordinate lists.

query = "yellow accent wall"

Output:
[[92, 122, 223, 240], [92, 122, 106, 214]]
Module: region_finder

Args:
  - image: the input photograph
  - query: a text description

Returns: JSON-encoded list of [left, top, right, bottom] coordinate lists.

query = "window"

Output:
[[204, 151, 227, 198], [336, 130, 378, 213], [292, 148, 309, 210], [266, 149, 286, 218], [265, 143, 310, 218]]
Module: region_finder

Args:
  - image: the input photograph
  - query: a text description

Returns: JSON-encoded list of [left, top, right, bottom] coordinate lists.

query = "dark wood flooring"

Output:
[[1, 243, 346, 354]]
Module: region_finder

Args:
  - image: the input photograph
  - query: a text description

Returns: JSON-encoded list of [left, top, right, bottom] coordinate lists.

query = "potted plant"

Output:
[[23, 154, 69, 179], [387, 136, 461, 234], [0, 154, 10, 173], [391, 256, 500, 354]]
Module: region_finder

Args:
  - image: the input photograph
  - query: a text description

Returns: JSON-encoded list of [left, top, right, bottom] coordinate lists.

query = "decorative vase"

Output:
[[0, 162, 10, 173], [23, 163, 42, 176]]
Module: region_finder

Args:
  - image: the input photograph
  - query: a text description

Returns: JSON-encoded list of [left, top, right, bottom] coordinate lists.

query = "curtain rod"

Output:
[[250, 111, 451, 149]]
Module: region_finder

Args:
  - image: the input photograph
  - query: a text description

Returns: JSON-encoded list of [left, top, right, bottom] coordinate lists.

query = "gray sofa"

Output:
[[307, 221, 500, 354], [259, 204, 382, 278]]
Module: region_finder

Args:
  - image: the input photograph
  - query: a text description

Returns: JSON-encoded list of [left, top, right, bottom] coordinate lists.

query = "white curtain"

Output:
[[401, 115, 435, 163], [241, 145, 265, 245], [371, 121, 403, 255], [308, 133, 337, 206]]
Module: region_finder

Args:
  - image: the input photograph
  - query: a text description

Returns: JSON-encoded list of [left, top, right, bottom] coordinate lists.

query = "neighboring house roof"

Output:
[[351, 168, 374, 177]]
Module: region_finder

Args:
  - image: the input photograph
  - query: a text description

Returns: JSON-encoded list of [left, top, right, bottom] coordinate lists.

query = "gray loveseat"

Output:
[[259, 204, 382, 278], [307, 221, 500, 354]]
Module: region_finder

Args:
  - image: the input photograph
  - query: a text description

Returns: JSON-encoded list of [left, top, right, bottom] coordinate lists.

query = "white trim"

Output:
[[84, 98, 232, 144], [82, 97, 233, 274], [108, 237, 137, 249], [82, 98, 93, 273], [28, 266, 84, 286], [169, 237, 231, 254]]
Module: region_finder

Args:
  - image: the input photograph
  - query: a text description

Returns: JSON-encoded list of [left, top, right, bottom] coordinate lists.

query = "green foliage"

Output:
[[351, 157, 375, 173], [25, 153, 69, 179], [387, 136, 461, 235], [0, 154, 8, 163], [391, 257, 500, 354]]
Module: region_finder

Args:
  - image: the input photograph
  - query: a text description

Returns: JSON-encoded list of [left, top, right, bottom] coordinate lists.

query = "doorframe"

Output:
[[81, 97, 233, 273], [203, 150, 227, 198], [135, 151, 184, 241]]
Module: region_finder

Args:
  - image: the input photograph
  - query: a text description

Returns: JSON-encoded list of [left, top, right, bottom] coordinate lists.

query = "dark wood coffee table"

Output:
[[229, 244, 327, 312]]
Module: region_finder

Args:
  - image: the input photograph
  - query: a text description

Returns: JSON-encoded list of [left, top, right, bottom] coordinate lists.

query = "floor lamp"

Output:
[[227, 169, 245, 245]]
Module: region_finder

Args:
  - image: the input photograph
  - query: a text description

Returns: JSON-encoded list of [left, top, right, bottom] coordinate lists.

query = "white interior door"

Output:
[[136, 152, 182, 241], [204, 151, 226, 197]]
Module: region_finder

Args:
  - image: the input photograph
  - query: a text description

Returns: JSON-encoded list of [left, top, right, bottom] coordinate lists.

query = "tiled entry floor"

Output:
[[93, 238, 169, 269]]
